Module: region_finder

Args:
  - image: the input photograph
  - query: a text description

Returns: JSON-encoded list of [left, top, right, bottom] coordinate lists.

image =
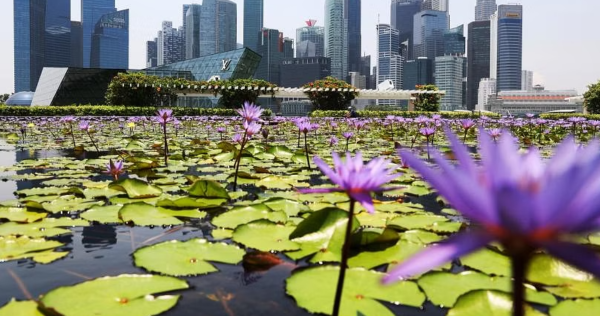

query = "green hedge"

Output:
[[310, 110, 501, 119], [539, 113, 599, 120], [0, 105, 272, 117]]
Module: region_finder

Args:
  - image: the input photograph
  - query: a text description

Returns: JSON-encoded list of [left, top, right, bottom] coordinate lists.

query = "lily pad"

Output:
[[460, 247, 511, 276], [233, 220, 300, 252], [263, 198, 310, 217], [527, 253, 600, 298], [0, 300, 44, 316], [133, 239, 245, 276], [81, 205, 123, 224], [0, 236, 66, 264], [286, 266, 425, 316], [109, 179, 163, 199], [157, 197, 226, 209], [0, 207, 47, 223], [550, 299, 600, 316], [0, 218, 89, 237], [42, 196, 105, 214], [211, 204, 287, 229], [40, 274, 189, 316], [447, 290, 546, 316], [186, 180, 230, 199], [119, 203, 205, 226]]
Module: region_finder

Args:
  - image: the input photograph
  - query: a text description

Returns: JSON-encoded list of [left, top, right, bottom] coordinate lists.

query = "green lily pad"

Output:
[[418, 271, 557, 307], [82, 187, 125, 199], [81, 205, 123, 224], [527, 253, 600, 298], [233, 220, 300, 252], [133, 239, 244, 276], [286, 266, 425, 316], [0, 207, 47, 223], [16, 187, 70, 197], [263, 197, 310, 217], [550, 299, 600, 316], [387, 214, 461, 233], [0, 218, 89, 237], [109, 179, 163, 199], [40, 274, 189, 316], [156, 197, 227, 209], [286, 208, 359, 262], [0, 236, 66, 264], [461, 248, 511, 276], [42, 196, 105, 214], [119, 202, 205, 226], [0, 300, 44, 316], [400, 230, 443, 244], [447, 290, 546, 316], [186, 180, 230, 199], [267, 145, 294, 159], [211, 228, 233, 240], [348, 240, 426, 270], [212, 204, 287, 229]]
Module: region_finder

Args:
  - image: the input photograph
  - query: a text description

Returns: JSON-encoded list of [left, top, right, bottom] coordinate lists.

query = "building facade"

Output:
[[413, 10, 449, 60], [422, 0, 449, 12], [488, 86, 581, 115], [296, 20, 325, 58], [476, 78, 496, 111], [157, 21, 185, 66], [475, 0, 497, 21], [90, 9, 129, 69], [146, 39, 158, 68], [325, 0, 348, 80], [494, 4, 523, 92], [255, 28, 284, 85], [466, 20, 491, 110], [280, 57, 331, 87], [377, 24, 403, 106], [435, 55, 466, 111], [14, 0, 46, 92], [185, 4, 202, 60], [44, 0, 71, 68], [71, 21, 83, 67], [522, 70, 534, 91], [200, 0, 237, 57], [82, 0, 116, 68], [391, 0, 421, 60], [346, 0, 361, 73], [403, 57, 434, 90], [443, 24, 465, 56], [243, 0, 263, 52]]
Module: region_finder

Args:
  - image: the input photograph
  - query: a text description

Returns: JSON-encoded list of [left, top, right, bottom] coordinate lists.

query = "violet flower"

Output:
[[104, 159, 125, 181], [236, 102, 263, 123], [342, 132, 354, 152], [385, 129, 600, 316], [156, 109, 173, 166], [329, 136, 339, 146]]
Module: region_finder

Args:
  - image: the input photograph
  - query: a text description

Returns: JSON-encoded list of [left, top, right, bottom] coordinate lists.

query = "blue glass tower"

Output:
[[443, 25, 465, 56], [243, 0, 263, 52], [346, 0, 361, 73], [44, 0, 71, 67], [82, 0, 116, 67], [325, 0, 347, 80], [90, 9, 129, 69], [14, 0, 46, 92], [200, 0, 237, 57], [391, 0, 421, 60], [496, 4, 523, 91], [413, 10, 449, 60]]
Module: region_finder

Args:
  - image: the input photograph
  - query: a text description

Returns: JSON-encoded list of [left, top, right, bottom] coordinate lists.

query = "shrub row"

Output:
[[310, 110, 501, 119], [539, 113, 600, 120], [0, 105, 272, 117]]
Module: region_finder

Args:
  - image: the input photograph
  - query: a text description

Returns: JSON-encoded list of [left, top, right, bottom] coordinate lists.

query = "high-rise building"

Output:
[[280, 57, 331, 87], [200, 0, 237, 57], [90, 9, 129, 69], [522, 70, 534, 91], [157, 21, 185, 66], [403, 57, 434, 90], [413, 10, 449, 60], [477, 78, 496, 111], [492, 4, 523, 92], [360, 55, 372, 89], [325, 0, 348, 80], [283, 38, 295, 58], [71, 21, 83, 67], [182, 4, 192, 50], [466, 20, 491, 110], [296, 20, 325, 58], [391, 0, 421, 60], [255, 28, 284, 84], [45, 0, 71, 68], [346, 0, 361, 73], [14, 0, 46, 92], [443, 25, 465, 56], [185, 4, 202, 59], [146, 39, 158, 68], [243, 0, 263, 52], [377, 24, 403, 106], [422, 0, 449, 12], [82, 0, 116, 68], [435, 55, 466, 111], [475, 0, 497, 21]]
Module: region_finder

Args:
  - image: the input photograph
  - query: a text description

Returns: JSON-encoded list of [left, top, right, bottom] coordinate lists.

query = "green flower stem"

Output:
[[232, 132, 248, 191], [511, 253, 530, 316], [162, 123, 168, 166], [86, 131, 100, 153], [332, 198, 355, 316], [69, 122, 76, 149]]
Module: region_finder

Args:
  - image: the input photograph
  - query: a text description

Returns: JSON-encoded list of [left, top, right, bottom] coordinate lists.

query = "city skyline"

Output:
[[1, 0, 598, 94]]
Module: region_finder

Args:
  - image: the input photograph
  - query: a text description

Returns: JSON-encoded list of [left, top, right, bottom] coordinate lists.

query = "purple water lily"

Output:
[[156, 109, 173, 125], [104, 159, 124, 181], [384, 128, 600, 316], [329, 136, 339, 146], [236, 102, 263, 123]]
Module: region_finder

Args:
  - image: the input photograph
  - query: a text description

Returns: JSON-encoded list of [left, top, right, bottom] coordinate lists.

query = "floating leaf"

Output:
[[0, 300, 44, 316], [349, 240, 426, 270], [40, 274, 189, 316], [0, 207, 47, 223], [447, 290, 546, 316], [233, 220, 299, 252], [133, 239, 244, 276], [186, 180, 230, 199], [0, 236, 65, 264], [263, 197, 310, 217], [0, 218, 89, 237], [212, 204, 287, 229], [550, 299, 600, 316], [42, 196, 105, 214], [286, 266, 425, 316], [109, 179, 163, 199], [80, 205, 123, 224], [119, 203, 205, 226], [461, 248, 511, 277], [156, 197, 227, 209], [527, 253, 600, 298], [267, 145, 294, 159]]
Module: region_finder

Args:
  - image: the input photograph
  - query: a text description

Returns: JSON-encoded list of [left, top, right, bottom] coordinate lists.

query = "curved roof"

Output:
[[5, 91, 34, 106]]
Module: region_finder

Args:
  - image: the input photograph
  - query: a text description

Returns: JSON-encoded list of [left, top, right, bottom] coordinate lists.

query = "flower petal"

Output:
[[349, 191, 375, 214], [382, 231, 494, 284]]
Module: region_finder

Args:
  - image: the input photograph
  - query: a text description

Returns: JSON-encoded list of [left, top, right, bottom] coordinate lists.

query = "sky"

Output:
[[0, 0, 598, 94]]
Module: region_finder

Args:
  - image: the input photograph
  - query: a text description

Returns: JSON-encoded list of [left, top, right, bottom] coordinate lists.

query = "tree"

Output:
[[584, 80, 600, 114], [0, 94, 10, 104], [105, 73, 178, 107], [303, 77, 359, 111], [412, 85, 441, 112]]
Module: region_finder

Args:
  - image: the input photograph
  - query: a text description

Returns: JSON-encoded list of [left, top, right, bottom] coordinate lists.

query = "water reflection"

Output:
[[82, 225, 117, 252]]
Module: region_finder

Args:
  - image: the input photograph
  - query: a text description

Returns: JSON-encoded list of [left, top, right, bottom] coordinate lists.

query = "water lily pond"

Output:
[[0, 115, 598, 316]]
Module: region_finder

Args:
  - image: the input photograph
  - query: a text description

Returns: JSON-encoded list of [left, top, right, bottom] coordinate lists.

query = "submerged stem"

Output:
[[232, 137, 248, 191], [304, 133, 311, 170], [332, 198, 355, 316]]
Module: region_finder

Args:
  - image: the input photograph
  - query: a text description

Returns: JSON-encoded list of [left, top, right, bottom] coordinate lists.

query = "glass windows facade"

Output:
[[443, 25, 465, 56], [45, 0, 71, 68], [467, 20, 491, 110], [296, 23, 325, 58], [435, 55, 466, 110], [403, 57, 434, 90], [82, 0, 116, 68], [254, 29, 283, 84], [413, 10, 449, 60], [14, 0, 46, 92], [200, 0, 237, 57], [346, 0, 361, 73], [185, 4, 202, 60], [325, 0, 348, 80], [496, 4, 523, 92], [280, 57, 331, 87], [391, 0, 420, 60], [243, 0, 263, 52], [377, 24, 403, 107], [91, 9, 129, 69], [71, 21, 83, 67]]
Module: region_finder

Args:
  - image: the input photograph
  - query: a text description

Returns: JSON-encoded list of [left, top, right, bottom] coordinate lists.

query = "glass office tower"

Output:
[[82, 0, 116, 67], [14, 0, 46, 92], [44, 0, 71, 67], [325, 0, 348, 80], [90, 9, 129, 69], [243, 0, 263, 52], [200, 0, 237, 57]]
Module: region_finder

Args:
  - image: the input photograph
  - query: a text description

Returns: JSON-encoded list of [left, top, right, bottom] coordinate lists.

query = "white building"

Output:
[[475, 0, 497, 21], [435, 55, 466, 111], [477, 78, 496, 111], [489, 85, 581, 114], [157, 21, 185, 66], [521, 70, 534, 91], [489, 11, 498, 80]]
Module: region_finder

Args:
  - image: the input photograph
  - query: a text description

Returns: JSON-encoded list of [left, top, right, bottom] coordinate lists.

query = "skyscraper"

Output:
[[391, 0, 421, 60], [477, 78, 496, 111], [522, 70, 534, 91], [157, 21, 185, 66], [199, 0, 237, 57], [346, 0, 361, 73], [185, 4, 202, 59], [255, 28, 284, 84], [44, 0, 71, 68], [296, 20, 325, 58], [422, 0, 449, 12], [377, 24, 403, 106], [475, 0, 497, 21], [467, 20, 491, 110], [90, 9, 129, 69], [146, 39, 158, 68], [325, 0, 348, 80], [182, 4, 191, 49], [82, 0, 116, 68], [443, 25, 465, 56], [403, 57, 434, 90], [435, 55, 466, 111], [243, 0, 263, 52], [14, 0, 46, 92], [493, 4, 523, 92], [413, 10, 449, 60]]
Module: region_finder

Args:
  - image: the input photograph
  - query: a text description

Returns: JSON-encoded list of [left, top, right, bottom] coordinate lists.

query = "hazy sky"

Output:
[[0, 0, 598, 94]]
